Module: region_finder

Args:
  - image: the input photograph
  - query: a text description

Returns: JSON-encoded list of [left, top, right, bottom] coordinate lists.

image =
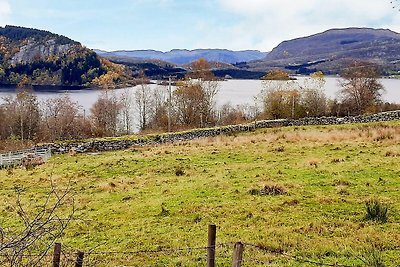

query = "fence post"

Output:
[[231, 242, 244, 267], [75, 251, 84, 267], [0, 153, 3, 166], [52, 242, 61, 267], [207, 224, 216, 267]]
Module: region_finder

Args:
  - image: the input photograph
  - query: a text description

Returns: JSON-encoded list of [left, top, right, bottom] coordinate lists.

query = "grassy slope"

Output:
[[0, 122, 399, 266]]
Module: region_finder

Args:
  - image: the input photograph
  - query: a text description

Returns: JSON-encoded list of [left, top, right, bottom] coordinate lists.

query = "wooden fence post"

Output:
[[231, 242, 244, 267], [207, 224, 216, 267], [75, 251, 84, 267], [52, 242, 61, 267]]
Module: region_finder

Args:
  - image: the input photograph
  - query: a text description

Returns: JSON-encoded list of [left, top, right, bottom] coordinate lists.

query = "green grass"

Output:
[[1, 122, 399, 266]]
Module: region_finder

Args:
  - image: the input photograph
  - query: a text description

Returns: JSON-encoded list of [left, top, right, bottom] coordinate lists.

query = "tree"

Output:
[[339, 61, 384, 115], [148, 85, 169, 131], [173, 82, 204, 127], [90, 92, 121, 137], [299, 71, 328, 117], [258, 74, 301, 119], [135, 72, 152, 131], [218, 103, 248, 125], [0, 105, 6, 139], [176, 58, 219, 128], [40, 95, 82, 141], [2, 91, 40, 141], [119, 88, 134, 135]]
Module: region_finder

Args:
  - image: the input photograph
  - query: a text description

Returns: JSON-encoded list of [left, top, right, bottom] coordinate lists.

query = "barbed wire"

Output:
[[1, 241, 398, 266], [86, 244, 218, 256]]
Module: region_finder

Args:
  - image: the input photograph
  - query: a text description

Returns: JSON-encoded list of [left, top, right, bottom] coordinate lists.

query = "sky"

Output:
[[1, 0, 400, 52]]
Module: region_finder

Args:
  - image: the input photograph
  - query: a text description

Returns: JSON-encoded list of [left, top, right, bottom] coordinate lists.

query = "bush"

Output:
[[360, 245, 386, 267], [364, 200, 388, 223], [175, 168, 185, 176], [249, 184, 287, 196], [159, 205, 170, 217]]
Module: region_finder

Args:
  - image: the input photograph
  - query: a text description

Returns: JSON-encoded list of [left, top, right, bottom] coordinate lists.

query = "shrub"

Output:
[[308, 159, 320, 168], [249, 188, 261, 195], [364, 200, 388, 223], [175, 168, 185, 176], [159, 205, 170, 217], [360, 246, 386, 267], [249, 184, 287, 196]]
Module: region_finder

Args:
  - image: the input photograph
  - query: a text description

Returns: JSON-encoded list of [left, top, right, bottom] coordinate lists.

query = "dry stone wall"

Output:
[[38, 110, 400, 154]]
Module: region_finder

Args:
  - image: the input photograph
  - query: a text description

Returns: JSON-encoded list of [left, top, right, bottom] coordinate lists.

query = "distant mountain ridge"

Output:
[[247, 27, 400, 75], [95, 49, 268, 65]]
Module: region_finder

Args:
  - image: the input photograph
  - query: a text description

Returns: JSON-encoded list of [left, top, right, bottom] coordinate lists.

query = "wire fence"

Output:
[[0, 242, 372, 267], [1, 225, 398, 266]]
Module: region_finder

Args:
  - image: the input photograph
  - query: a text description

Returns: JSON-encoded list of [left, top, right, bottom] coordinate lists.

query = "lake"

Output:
[[0, 77, 399, 113]]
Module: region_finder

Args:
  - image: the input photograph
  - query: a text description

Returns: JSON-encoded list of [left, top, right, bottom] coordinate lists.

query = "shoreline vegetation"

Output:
[[2, 74, 400, 92], [1, 60, 400, 154]]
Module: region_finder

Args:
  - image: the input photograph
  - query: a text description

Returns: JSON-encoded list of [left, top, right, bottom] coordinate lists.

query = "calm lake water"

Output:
[[0, 77, 399, 112]]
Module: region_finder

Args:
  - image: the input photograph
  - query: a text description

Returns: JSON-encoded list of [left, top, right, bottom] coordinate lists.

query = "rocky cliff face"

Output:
[[10, 39, 72, 65], [0, 25, 132, 88]]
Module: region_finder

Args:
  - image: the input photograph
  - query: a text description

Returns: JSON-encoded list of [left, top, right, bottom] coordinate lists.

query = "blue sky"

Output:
[[1, 0, 400, 52]]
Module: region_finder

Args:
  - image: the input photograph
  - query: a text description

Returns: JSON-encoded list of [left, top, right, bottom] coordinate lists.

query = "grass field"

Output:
[[0, 122, 399, 266]]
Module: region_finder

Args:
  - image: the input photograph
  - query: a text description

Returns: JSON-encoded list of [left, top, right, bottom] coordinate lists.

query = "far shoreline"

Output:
[[1, 75, 399, 93]]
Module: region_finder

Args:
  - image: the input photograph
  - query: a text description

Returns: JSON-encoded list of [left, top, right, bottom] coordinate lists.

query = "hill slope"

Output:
[[247, 28, 400, 74], [95, 49, 268, 65], [0, 25, 132, 88]]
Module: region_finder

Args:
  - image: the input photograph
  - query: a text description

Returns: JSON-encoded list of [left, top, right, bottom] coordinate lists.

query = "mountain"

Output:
[[0, 25, 132, 88], [95, 49, 268, 65], [246, 28, 400, 75]]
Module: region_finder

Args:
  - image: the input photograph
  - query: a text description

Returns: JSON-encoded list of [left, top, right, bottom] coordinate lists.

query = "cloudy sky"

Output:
[[1, 0, 399, 52]]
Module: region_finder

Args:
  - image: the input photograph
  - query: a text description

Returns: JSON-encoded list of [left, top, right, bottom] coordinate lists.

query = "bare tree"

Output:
[[1, 90, 40, 141], [135, 73, 152, 131], [119, 88, 134, 135], [90, 91, 121, 137], [40, 95, 82, 141], [173, 82, 204, 127], [258, 77, 301, 119], [0, 105, 6, 139], [218, 103, 248, 125], [339, 61, 384, 115], [299, 71, 328, 117], [177, 59, 219, 128], [0, 183, 74, 267], [148, 85, 169, 131]]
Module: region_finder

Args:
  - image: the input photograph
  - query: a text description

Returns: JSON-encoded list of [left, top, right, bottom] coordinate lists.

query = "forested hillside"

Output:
[[0, 25, 132, 88]]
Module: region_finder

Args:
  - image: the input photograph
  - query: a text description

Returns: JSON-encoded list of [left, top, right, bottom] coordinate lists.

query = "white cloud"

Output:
[[0, 0, 11, 26], [215, 0, 400, 51]]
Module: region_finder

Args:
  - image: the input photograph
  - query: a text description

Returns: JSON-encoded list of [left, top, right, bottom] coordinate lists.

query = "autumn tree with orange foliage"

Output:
[[174, 58, 219, 128]]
